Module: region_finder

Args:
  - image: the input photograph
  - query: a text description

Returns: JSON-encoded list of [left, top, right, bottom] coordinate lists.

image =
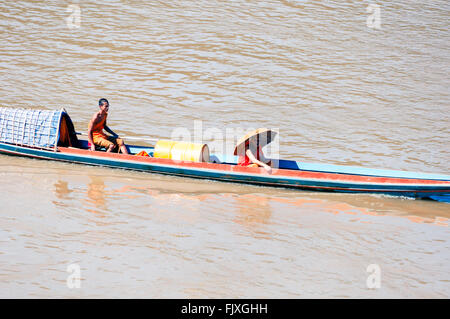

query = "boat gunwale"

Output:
[[58, 146, 450, 185], [15, 142, 450, 184]]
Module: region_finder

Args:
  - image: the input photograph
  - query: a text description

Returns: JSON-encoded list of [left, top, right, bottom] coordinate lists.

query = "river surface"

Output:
[[0, 0, 449, 298]]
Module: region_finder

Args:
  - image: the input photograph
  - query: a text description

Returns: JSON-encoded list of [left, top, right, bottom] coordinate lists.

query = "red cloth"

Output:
[[237, 142, 263, 166], [135, 150, 150, 157]]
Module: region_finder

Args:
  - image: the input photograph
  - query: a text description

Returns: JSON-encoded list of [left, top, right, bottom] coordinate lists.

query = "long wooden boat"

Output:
[[1, 107, 449, 202]]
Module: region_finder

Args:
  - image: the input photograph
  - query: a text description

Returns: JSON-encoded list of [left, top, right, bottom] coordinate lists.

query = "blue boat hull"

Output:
[[0, 141, 449, 201]]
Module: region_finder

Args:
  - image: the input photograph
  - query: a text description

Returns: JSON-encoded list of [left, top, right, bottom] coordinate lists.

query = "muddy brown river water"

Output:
[[0, 1, 449, 298]]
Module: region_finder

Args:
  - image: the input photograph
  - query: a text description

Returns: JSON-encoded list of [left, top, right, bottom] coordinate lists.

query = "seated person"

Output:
[[87, 98, 129, 154], [234, 129, 273, 173]]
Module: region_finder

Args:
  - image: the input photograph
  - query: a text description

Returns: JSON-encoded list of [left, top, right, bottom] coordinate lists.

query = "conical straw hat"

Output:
[[234, 128, 277, 155]]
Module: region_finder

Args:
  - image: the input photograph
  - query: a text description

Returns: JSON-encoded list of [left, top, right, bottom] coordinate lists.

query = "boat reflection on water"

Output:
[[86, 176, 108, 215], [53, 180, 72, 201], [52, 175, 449, 228], [233, 194, 272, 233]]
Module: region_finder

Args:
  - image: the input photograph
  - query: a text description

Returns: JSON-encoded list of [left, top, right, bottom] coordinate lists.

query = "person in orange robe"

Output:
[[87, 98, 129, 154]]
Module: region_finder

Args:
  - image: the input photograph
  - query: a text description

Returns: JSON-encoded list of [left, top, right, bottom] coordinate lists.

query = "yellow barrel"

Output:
[[154, 140, 210, 162], [153, 140, 174, 159]]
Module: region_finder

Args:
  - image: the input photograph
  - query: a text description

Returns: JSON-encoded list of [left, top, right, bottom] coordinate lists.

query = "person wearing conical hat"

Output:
[[234, 128, 275, 174]]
